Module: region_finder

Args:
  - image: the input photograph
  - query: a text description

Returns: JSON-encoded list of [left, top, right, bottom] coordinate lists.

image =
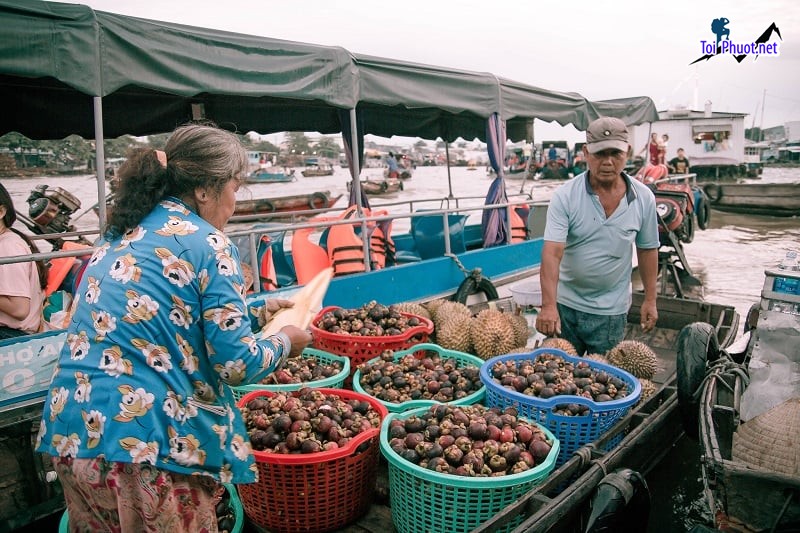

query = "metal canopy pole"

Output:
[[93, 96, 107, 229], [445, 141, 454, 200], [349, 108, 371, 273]]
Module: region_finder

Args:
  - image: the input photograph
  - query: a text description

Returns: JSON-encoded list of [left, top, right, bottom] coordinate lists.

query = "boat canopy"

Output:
[[0, 0, 657, 142]]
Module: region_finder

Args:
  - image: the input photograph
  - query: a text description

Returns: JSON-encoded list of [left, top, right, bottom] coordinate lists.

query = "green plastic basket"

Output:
[[380, 406, 560, 533], [58, 482, 243, 533], [230, 347, 349, 401], [352, 343, 485, 413]]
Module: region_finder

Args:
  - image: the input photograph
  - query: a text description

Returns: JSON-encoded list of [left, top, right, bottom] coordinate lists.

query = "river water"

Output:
[[3, 165, 799, 531]]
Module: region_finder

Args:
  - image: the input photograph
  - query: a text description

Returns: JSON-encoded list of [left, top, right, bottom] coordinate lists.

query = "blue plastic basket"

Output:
[[380, 405, 559, 533], [352, 343, 485, 413], [229, 347, 349, 401], [480, 348, 641, 467], [58, 482, 243, 533]]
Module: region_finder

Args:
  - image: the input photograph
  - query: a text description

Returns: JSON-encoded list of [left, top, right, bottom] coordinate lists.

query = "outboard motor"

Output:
[[26, 184, 81, 235], [585, 468, 651, 533]]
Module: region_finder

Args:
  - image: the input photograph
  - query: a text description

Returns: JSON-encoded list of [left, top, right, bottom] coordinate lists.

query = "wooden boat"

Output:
[[465, 292, 740, 533], [233, 191, 341, 217], [693, 265, 800, 532], [0, 3, 659, 529], [349, 179, 403, 195], [244, 168, 296, 183], [301, 164, 334, 177], [335, 292, 740, 533], [701, 182, 800, 217]]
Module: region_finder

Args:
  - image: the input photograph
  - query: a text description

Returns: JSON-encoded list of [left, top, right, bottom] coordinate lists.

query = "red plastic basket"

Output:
[[310, 306, 434, 386], [235, 388, 389, 533]]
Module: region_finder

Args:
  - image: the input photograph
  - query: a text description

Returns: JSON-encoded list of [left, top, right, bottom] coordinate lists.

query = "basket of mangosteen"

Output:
[[380, 403, 560, 533], [480, 348, 641, 467], [58, 482, 244, 533], [236, 387, 388, 533], [352, 343, 485, 413], [310, 301, 434, 381], [229, 347, 349, 401]]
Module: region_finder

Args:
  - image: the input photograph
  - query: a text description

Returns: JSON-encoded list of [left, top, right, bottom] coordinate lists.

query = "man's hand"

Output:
[[640, 300, 658, 332], [535, 305, 562, 337], [257, 299, 294, 328]]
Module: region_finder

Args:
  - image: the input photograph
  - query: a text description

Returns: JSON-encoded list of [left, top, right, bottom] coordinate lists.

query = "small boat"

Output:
[[701, 181, 800, 217], [468, 292, 740, 533], [688, 262, 800, 532], [349, 179, 403, 195], [244, 168, 296, 183], [301, 164, 334, 177], [233, 191, 341, 218]]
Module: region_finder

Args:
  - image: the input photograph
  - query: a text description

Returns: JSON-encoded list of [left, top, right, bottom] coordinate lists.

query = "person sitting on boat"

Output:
[[668, 148, 690, 174], [36, 124, 312, 532], [386, 151, 400, 179], [0, 182, 48, 339], [658, 134, 669, 165], [536, 117, 660, 355]]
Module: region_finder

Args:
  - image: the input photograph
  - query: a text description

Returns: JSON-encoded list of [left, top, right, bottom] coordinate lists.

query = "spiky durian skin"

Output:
[[606, 340, 658, 380], [431, 301, 471, 330], [540, 337, 578, 356], [506, 313, 530, 348], [585, 353, 609, 365], [436, 313, 474, 353], [395, 302, 431, 321], [469, 309, 517, 360], [637, 379, 658, 405]]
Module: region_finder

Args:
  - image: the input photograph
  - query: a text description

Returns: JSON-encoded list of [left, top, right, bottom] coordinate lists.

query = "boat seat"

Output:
[[409, 212, 468, 260], [463, 224, 483, 250]]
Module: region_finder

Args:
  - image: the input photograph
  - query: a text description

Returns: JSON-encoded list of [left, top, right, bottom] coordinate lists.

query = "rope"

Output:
[[691, 356, 750, 404], [444, 252, 471, 277]]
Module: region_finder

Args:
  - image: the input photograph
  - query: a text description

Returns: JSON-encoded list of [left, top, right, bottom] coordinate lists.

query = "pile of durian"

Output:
[[394, 300, 529, 361]]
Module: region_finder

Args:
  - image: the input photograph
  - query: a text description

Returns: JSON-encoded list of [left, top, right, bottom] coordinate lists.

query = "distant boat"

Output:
[[245, 168, 296, 184], [233, 190, 341, 217], [301, 164, 334, 177], [348, 179, 403, 195], [702, 182, 800, 217]]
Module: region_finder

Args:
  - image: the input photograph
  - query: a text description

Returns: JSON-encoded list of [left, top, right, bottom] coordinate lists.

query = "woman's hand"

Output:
[[257, 298, 294, 328], [279, 325, 313, 358]]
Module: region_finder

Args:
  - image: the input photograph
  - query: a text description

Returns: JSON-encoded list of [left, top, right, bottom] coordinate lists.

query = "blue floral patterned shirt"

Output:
[[37, 197, 285, 484]]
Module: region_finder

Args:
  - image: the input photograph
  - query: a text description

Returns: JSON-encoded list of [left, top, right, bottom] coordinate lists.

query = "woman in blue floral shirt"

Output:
[[37, 124, 312, 531]]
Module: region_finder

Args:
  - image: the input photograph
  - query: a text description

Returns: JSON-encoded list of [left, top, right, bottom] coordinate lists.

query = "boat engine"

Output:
[[654, 184, 695, 245], [26, 184, 82, 235]]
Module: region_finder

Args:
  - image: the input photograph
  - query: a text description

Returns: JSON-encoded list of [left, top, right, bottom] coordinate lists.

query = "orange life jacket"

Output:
[[291, 221, 333, 285], [257, 234, 278, 291], [509, 204, 529, 243], [327, 206, 395, 276], [46, 241, 92, 296]]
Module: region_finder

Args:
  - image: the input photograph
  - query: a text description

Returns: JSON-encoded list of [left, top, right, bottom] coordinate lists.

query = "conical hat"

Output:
[[732, 397, 800, 476]]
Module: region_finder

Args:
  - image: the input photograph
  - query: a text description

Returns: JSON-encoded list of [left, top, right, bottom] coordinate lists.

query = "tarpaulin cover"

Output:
[[0, 0, 658, 141]]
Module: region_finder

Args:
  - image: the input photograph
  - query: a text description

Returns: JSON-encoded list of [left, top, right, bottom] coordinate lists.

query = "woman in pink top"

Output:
[[0, 182, 47, 339]]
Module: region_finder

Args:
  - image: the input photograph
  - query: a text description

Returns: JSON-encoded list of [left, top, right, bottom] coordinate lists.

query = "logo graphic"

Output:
[[690, 19, 781, 64]]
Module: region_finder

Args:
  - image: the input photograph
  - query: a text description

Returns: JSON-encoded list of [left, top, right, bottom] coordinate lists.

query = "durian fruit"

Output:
[[436, 313, 474, 353], [505, 312, 530, 348], [431, 301, 471, 330], [606, 340, 659, 380], [540, 337, 578, 356], [638, 379, 658, 404], [585, 353, 609, 365], [424, 299, 447, 316], [394, 302, 431, 321], [470, 308, 517, 360]]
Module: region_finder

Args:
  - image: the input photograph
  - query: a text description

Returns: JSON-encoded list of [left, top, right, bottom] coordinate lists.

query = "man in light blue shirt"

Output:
[[536, 117, 660, 355]]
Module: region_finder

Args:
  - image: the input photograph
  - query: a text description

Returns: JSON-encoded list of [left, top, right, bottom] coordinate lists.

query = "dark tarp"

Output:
[[0, 0, 659, 142]]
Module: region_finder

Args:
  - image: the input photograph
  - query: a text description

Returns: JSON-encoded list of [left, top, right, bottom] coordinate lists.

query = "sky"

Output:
[[73, 0, 799, 145]]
